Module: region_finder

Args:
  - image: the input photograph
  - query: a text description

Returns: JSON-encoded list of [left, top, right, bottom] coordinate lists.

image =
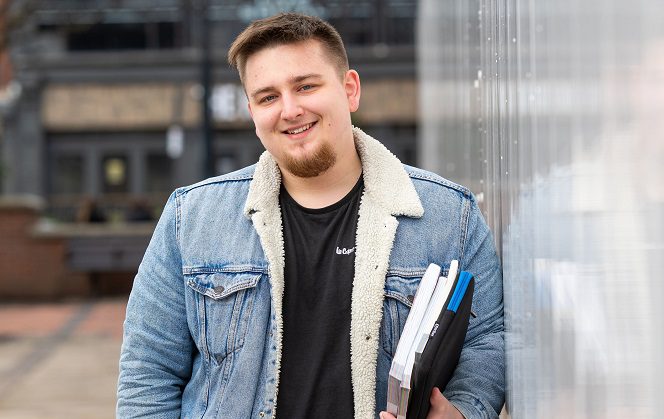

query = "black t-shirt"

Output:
[[277, 175, 364, 419]]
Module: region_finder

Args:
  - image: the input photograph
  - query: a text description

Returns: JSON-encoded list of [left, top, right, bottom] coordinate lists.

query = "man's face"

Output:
[[244, 39, 360, 178]]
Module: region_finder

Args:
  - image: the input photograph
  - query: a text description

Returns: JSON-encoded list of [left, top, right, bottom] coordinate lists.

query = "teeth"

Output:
[[288, 123, 313, 134]]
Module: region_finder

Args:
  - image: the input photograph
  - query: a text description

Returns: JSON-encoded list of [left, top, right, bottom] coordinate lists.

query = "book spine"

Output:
[[387, 373, 401, 415], [397, 386, 410, 419]]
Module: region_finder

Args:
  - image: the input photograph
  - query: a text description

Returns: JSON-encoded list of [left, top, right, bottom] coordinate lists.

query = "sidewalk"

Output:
[[0, 298, 127, 419]]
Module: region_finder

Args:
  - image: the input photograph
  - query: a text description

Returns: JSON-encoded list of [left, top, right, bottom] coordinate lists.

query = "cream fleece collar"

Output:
[[244, 126, 424, 218], [243, 126, 424, 418]]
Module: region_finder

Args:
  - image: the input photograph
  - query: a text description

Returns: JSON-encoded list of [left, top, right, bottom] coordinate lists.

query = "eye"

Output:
[[259, 94, 277, 104], [299, 84, 316, 91]]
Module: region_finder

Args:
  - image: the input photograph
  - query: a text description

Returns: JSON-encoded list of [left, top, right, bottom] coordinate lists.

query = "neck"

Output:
[[281, 149, 362, 209]]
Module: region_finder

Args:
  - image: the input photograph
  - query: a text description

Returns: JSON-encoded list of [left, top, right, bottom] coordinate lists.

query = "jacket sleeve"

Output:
[[445, 197, 505, 419], [117, 190, 194, 418]]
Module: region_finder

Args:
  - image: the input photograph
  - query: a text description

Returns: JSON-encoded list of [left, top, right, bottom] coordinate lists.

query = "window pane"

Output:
[[145, 154, 173, 193], [52, 155, 83, 194], [102, 155, 129, 194]]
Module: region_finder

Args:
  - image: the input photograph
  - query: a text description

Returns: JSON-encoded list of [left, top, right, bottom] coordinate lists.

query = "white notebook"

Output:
[[397, 260, 458, 418], [413, 260, 459, 364], [386, 263, 440, 416]]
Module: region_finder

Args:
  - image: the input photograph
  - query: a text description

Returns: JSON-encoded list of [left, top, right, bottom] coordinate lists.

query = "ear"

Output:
[[344, 69, 361, 112]]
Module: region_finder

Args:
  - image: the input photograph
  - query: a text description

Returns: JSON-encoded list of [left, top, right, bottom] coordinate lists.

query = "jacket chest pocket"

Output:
[[380, 274, 420, 357], [186, 271, 262, 365]]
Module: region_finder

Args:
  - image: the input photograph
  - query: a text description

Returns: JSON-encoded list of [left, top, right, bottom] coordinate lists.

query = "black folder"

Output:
[[406, 271, 475, 419]]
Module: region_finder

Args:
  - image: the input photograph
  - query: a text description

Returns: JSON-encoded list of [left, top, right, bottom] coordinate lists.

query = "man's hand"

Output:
[[379, 387, 464, 419]]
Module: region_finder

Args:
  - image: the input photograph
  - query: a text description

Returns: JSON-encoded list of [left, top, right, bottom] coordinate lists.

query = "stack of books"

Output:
[[386, 260, 475, 419]]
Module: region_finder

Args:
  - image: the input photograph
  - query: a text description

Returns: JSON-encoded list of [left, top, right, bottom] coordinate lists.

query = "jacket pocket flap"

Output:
[[186, 272, 261, 300], [384, 275, 422, 308]]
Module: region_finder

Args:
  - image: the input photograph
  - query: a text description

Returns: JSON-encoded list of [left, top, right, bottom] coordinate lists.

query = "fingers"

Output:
[[381, 389, 455, 419]]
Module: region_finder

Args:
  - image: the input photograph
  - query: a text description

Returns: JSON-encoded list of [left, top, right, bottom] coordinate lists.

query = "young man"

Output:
[[117, 13, 504, 419]]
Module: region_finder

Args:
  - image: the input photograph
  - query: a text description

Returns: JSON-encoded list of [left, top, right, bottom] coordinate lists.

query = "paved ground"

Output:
[[0, 299, 512, 419], [0, 298, 127, 419]]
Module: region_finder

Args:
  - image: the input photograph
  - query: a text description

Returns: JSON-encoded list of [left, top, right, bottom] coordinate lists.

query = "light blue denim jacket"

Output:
[[117, 127, 504, 419]]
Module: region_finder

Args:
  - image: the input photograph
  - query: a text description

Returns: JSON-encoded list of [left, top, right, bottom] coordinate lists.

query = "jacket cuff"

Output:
[[446, 390, 499, 419]]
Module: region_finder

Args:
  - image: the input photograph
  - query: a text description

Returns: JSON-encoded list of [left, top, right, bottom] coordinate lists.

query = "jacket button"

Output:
[[259, 412, 265, 417], [407, 295, 415, 303], [213, 286, 225, 293]]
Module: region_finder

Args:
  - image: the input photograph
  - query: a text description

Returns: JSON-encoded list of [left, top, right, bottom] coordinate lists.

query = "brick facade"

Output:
[[0, 196, 134, 300]]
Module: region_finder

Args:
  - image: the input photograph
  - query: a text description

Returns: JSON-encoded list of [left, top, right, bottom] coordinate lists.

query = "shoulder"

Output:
[[403, 164, 475, 204], [170, 165, 257, 218], [176, 165, 256, 198]]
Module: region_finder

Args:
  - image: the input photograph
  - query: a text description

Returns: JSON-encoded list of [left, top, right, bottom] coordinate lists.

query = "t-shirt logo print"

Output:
[[335, 246, 356, 255]]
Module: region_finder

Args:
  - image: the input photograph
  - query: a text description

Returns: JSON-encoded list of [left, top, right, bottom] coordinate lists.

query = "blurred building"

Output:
[[1, 0, 418, 221], [0, 0, 419, 299]]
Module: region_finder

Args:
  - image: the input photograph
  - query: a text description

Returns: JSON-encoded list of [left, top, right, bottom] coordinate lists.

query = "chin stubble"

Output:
[[282, 141, 337, 178]]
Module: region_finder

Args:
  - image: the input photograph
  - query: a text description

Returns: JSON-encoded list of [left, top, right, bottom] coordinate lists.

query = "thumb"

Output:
[[429, 386, 447, 415], [430, 386, 443, 401]]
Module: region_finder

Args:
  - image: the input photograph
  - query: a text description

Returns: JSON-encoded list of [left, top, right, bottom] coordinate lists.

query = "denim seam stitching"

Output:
[[199, 293, 210, 363], [210, 278, 259, 299], [175, 189, 182, 250], [226, 289, 243, 358], [385, 268, 428, 277], [186, 277, 259, 300], [214, 349, 235, 418], [238, 286, 255, 348], [183, 266, 268, 275], [200, 303, 210, 419], [407, 172, 472, 198], [382, 298, 399, 357], [181, 175, 253, 193], [384, 290, 413, 308], [459, 197, 471, 265]]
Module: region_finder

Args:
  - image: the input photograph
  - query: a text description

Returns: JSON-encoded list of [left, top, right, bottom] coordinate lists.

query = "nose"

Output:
[[280, 93, 303, 120]]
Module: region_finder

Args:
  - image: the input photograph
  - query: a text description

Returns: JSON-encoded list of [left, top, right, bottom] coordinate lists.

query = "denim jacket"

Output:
[[117, 127, 504, 419]]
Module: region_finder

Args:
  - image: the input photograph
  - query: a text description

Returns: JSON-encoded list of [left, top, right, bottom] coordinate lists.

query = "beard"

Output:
[[281, 140, 337, 178]]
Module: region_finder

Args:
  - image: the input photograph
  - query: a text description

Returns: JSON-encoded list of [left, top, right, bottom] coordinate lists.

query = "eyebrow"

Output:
[[249, 73, 323, 100]]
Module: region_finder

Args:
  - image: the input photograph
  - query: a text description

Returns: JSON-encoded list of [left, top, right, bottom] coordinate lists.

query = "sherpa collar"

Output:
[[243, 126, 424, 217], [242, 125, 424, 419]]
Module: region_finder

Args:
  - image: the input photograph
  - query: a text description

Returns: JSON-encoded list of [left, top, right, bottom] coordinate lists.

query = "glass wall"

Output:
[[418, 0, 664, 417]]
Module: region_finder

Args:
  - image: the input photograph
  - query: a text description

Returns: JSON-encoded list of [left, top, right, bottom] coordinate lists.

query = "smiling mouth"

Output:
[[284, 122, 316, 135]]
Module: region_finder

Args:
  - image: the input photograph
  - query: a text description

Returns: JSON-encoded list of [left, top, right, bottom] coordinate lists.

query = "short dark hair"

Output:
[[228, 13, 349, 83]]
